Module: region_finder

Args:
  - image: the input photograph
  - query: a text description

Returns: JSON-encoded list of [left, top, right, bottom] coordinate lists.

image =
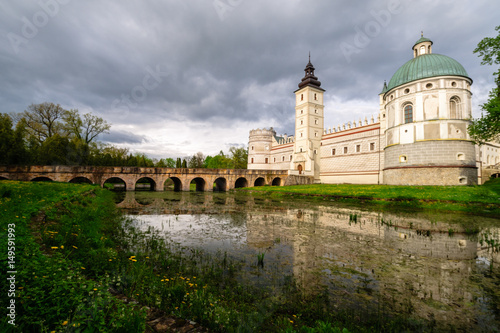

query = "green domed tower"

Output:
[[380, 35, 477, 185]]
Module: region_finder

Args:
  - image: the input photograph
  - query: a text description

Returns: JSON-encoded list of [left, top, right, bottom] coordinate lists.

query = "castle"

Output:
[[248, 35, 500, 185]]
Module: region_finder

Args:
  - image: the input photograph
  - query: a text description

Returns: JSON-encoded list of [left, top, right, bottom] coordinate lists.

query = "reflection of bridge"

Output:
[[0, 165, 312, 191]]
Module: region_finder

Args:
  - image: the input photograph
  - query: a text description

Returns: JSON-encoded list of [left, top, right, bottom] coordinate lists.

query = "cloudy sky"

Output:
[[1, 0, 498, 159]]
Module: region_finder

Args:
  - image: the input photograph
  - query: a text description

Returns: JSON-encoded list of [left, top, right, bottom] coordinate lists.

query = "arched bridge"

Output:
[[0, 165, 311, 191]]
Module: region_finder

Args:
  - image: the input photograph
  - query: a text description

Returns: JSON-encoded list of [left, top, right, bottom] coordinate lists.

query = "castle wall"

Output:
[[319, 123, 384, 184]]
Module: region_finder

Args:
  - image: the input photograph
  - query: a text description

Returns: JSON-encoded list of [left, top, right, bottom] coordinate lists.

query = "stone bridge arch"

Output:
[[164, 177, 182, 191], [254, 177, 266, 187], [213, 177, 227, 191], [69, 176, 93, 184], [188, 177, 207, 192], [103, 177, 127, 191], [135, 177, 156, 191], [235, 177, 248, 188], [31, 176, 53, 182]]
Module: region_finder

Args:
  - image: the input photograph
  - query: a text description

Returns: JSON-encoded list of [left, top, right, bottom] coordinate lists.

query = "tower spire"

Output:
[[298, 53, 322, 90]]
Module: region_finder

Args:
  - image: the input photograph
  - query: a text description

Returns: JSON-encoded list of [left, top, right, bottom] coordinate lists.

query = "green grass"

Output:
[[0, 181, 145, 332], [241, 181, 500, 216]]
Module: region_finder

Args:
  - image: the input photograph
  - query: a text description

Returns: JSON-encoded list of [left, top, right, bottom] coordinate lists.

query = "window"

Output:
[[265, 158, 268, 164], [404, 88, 410, 94], [315, 119, 318, 125], [420, 45, 425, 55], [251, 158, 254, 163], [399, 155, 407, 163], [273, 158, 276, 163], [314, 149, 317, 154], [404, 104, 413, 123], [344, 147, 348, 154], [450, 96, 461, 119], [314, 93, 317, 100], [426, 83, 433, 89], [332, 148, 336, 156], [315, 109, 318, 114], [314, 132, 318, 137], [300, 120, 303, 125], [282, 156, 285, 161], [370, 142, 375, 151], [301, 94, 303, 101], [300, 133, 303, 137], [251, 146, 254, 151], [289, 155, 292, 161], [299, 148, 303, 152], [356, 144, 361, 153], [300, 110, 303, 114]]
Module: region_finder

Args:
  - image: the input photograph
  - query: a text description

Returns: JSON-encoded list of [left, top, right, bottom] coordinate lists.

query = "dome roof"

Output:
[[386, 54, 471, 92]]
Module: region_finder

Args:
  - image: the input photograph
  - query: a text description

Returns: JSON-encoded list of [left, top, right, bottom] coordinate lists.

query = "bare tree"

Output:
[[63, 109, 111, 144], [19, 102, 66, 143]]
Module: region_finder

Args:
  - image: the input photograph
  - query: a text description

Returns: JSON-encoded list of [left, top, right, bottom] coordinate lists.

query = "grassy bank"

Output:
[[2, 181, 448, 332], [241, 179, 500, 216]]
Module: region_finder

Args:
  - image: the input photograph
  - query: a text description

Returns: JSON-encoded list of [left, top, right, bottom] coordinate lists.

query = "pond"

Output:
[[116, 190, 500, 331]]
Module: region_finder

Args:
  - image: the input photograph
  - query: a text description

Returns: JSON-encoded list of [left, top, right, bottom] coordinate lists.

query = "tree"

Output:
[[176, 158, 182, 168], [181, 159, 187, 168], [469, 25, 500, 144], [0, 113, 28, 165], [204, 150, 231, 169], [19, 102, 66, 143], [63, 109, 111, 144], [188, 152, 205, 168], [229, 147, 248, 169]]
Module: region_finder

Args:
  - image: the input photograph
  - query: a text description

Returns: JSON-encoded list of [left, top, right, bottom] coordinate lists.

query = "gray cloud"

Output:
[[1, 0, 497, 157]]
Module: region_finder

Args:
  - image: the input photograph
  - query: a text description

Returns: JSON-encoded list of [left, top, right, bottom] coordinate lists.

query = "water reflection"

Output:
[[117, 191, 500, 331]]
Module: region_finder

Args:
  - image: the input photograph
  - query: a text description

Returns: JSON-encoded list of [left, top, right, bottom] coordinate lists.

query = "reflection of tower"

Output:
[[292, 55, 325, 182]]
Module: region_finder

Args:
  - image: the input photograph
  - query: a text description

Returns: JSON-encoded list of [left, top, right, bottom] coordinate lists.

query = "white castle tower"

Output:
[[292, 55, 325, 182], [380, 35, 477, 185]]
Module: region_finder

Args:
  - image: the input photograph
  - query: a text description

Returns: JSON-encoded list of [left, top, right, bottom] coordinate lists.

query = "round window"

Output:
[[404, 88, 410, 94], [426, 83, 433, 89]]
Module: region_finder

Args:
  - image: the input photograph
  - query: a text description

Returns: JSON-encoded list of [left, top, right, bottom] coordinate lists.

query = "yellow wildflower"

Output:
[[62, 320, 68, 325]]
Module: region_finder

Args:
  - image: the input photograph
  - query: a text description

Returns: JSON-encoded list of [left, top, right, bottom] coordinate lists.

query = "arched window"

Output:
[[420, 46, 425, 55], [404, 104, 413, 123], [450, 96, 461, 119]]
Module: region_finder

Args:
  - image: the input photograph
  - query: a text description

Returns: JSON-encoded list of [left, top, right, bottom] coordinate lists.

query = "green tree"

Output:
[[181, 159, 187, 168], [469, 25, 500, 144], [37, 134, 72, 165], [0, 113, 28, 165], [164, 158, 176, 168], [229, 146, 248, 169], [205, 150, 231, 169], [176, 158, 182, 168]]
